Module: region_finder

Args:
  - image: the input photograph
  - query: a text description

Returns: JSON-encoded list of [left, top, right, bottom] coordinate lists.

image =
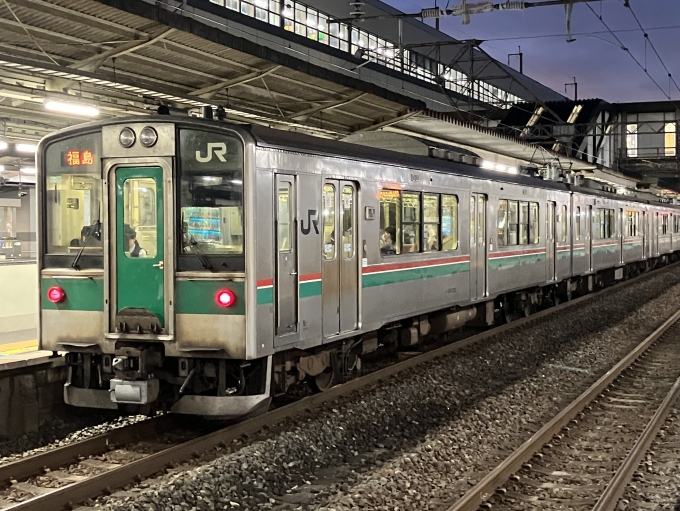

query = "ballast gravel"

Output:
[[0, 413, 150, 467], [617, 404, 680, 511], [88, 266, 680, 510]]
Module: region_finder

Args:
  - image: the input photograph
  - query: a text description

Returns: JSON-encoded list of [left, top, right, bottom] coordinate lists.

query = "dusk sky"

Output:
[[385, 0, 680, 104]]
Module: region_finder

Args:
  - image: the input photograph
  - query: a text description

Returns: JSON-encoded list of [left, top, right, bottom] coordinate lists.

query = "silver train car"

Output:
[[37, 116, 680, 418]]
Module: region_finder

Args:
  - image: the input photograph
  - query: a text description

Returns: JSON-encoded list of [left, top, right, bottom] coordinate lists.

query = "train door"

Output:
[[275, 175, 298, 335], [642, 211, 647, 258], [585, 205, 592, 272], [654, 212, 659, 256], [469, 193, 487, 300], [547, 201, 557, 281], [111, 166, 167, 334], [321, 180, 358, 337], [619, 208, 624, 264]]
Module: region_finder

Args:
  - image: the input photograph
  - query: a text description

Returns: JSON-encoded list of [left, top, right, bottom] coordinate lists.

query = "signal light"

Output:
[[215, 289, 236, 308], [47, 286, 66, 303]]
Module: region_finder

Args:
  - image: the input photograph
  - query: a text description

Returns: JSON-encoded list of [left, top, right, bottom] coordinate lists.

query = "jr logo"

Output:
[[195, 143, 227, 163], [300, 209, 319, 235]]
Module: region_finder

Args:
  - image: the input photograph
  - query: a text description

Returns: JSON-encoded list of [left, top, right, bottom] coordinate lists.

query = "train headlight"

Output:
[[118, 127, 136, 148], [139, 126, 158, 148], [47, 286, 66, 303], [216, 289, 236, 308]]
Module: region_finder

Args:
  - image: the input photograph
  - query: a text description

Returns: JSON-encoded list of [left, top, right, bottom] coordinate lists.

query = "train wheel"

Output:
[[308, 367, 335, 392], [500, 297, 513, 324], [308, 352, 341, 393]]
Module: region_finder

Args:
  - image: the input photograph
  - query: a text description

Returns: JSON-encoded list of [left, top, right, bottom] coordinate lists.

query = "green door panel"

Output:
[[115, 167, 165, 325]]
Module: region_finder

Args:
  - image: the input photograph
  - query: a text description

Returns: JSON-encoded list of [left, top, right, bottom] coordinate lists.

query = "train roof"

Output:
[[248, 125, 680, 210], [38, 115, 679, 210]]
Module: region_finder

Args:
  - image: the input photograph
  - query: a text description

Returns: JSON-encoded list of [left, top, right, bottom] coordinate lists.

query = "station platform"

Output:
[[0, 331, 54, 372], [0, 260, 52, 371]]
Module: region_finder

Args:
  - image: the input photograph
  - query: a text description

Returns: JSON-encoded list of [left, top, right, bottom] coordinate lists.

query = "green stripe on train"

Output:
[[300, 280, 322, 298], [257, 286, 273, 306], [41, 277, 104, 311], [257, 280, 322, 306], [175, 280, 245, 315], [488, 252, 546, 269], [362, 261, 470, 288], [593, 244, 618, 253]]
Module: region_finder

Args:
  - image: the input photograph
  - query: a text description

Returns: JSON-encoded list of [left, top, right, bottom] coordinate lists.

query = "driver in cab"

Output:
[[125, 225, 147, 257]]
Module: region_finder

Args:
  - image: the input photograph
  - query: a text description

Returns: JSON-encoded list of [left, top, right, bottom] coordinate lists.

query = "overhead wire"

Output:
[[1, 0, 59, 66], [478, 24, 680, 42], [624, 2, 680, 97], [585, 3, 674, 102]]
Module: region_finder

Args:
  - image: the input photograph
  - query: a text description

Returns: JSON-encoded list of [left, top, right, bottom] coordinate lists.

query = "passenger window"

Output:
[[529, 202, 539, 244], [560, 205, 567, 243], [422, 194, 440, 252], [441, 194, 459, 250], [598, 208, 614, 239], [123, 178, 157, 258], [341, 186, 354, 258], [379, 189, 400, 256], [497, 199, 508, 247], [277, 183, 292, 252], [519, 202, 529, 245], [575, 207, 581, 241], [402, 192, 421, 253], [508, 201, 519, 245], [322, 184, 335, 260]]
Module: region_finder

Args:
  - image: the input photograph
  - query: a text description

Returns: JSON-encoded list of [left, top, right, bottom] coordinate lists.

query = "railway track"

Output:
[[445, 308, 680, 511], [0, 267, 676, 511]]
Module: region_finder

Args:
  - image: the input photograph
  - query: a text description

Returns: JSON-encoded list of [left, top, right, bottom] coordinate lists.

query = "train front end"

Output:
[[37, 118, 270, 418]]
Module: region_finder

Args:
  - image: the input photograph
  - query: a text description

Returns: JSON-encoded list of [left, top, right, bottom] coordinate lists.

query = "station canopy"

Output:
[[0, 0, 639, 190]]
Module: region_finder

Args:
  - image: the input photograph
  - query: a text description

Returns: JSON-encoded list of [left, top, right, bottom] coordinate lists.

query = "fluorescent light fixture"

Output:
[[0, 165, 4, 171], [44, 100, 100, 117], [0, 141, 7, 151], [20, 166, 36, 174], [507, 166, 518, 174], [16, 143, 37, 154], [481, 160, 495, 170], [231, 179, 243, 185], [495, 164, 507, 172]]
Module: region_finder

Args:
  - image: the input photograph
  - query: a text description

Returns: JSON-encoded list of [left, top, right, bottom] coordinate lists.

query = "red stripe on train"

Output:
[[488, 247, 546, 259], [362, 255, 470, 274]]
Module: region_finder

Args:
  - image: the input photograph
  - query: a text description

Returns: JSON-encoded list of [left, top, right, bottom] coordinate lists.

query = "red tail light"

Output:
[[216, 289, 236, 308], [47, 286, 66, 303]]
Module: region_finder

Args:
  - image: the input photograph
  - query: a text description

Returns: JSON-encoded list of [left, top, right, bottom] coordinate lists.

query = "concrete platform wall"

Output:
[[0, 360, 66, 439], [0, 263, 37, 334]]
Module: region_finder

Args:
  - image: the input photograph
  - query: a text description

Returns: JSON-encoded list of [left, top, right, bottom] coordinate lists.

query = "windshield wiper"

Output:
[[188, 234, 217, 272], [71, 219, 101, 270]]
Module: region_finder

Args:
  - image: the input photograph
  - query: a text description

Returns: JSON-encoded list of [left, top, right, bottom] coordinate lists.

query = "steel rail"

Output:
[[3, 264, 677, 511], [445, 307, 680, 511], [0, 414, 178, 486], [592, 373, 680, 511]]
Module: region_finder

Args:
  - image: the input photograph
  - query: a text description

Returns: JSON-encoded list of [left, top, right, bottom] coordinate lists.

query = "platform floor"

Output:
[[0, 328, 38, 355]]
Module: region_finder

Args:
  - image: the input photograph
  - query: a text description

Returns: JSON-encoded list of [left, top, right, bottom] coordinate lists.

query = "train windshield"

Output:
[[43, 132, 103, 257], [178, 129, 244, 265]]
